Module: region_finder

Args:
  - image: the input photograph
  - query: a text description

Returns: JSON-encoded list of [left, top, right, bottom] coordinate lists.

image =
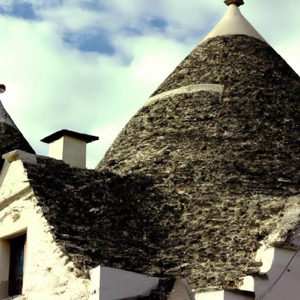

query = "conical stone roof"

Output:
[[96, 3, 300, 292], [0, 100, 35, 168]]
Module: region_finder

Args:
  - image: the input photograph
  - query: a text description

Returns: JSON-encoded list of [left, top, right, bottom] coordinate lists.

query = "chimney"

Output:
[[41, 129, 98, 168]]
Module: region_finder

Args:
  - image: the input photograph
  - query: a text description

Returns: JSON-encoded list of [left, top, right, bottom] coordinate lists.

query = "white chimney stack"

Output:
[[41, 130, 98, 168]]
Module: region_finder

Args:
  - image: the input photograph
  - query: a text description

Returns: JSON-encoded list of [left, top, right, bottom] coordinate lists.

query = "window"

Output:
[[8, 234, 26, 296]]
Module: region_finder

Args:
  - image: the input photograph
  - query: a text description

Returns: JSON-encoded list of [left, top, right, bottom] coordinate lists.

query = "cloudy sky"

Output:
[[0, 0, 299, 168]]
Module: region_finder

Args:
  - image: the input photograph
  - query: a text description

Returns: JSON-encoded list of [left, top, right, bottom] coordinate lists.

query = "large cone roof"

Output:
[[95, 6, 300, 292]]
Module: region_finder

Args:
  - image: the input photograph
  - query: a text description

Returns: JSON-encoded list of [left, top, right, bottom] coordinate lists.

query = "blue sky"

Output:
[[0, 0, 299, 168]]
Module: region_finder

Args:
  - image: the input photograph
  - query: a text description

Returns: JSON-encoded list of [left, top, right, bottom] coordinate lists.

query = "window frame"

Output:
[[0, 231, 27, 299]]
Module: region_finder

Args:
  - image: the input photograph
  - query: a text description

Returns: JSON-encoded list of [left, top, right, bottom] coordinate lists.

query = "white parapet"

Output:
[[195, 290, 254, 300], [89, 266, 159, 300], [254, 247, 300, 300], [0, 150, 35, 204]]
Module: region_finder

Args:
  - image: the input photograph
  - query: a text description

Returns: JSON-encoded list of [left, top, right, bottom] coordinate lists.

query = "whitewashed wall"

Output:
[[0, 156, 89, 300]]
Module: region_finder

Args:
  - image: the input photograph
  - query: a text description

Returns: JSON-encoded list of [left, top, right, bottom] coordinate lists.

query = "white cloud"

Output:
[[38, 6, 101, 32]]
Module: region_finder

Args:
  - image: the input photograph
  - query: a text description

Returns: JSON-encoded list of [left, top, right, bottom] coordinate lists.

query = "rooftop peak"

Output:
[[0, 101, 17, 128], [201, 2, 266, 43], [0, 85, 17, 128], [225, 0, 244, 7]]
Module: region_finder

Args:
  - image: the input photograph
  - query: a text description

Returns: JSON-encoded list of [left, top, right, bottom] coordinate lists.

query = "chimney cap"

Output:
[[41, 129, 99, 144]]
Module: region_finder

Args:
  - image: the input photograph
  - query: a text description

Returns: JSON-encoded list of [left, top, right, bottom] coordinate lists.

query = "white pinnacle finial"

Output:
[[201, 2, 266, 43]]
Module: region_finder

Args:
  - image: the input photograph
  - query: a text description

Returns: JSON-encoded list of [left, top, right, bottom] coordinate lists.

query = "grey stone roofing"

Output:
[[0, 102, 35, 168], [24, 156, 170, 276], [92, 35, 300, 291]]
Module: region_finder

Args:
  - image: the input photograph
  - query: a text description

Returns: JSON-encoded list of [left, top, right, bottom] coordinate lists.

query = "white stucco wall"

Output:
[[0, 156, 89, 300], [89, 266, 159, 300], [0, 159, 31, 204]]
